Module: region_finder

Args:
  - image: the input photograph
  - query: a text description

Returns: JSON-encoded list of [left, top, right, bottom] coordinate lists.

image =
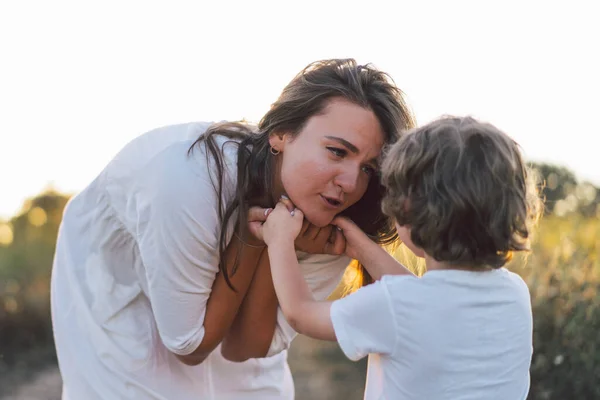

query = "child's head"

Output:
[[381, 116, 543, 269]]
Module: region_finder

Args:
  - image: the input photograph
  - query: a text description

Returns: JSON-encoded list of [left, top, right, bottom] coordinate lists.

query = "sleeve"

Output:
[[266, 254, 350, 356], [133, 143, 234, 356], [329, 278, 397, 361]]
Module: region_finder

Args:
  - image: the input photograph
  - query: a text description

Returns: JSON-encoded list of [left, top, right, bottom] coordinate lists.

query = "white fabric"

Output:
[[330, 268, 533, 400], [50, 122, 349, 400]]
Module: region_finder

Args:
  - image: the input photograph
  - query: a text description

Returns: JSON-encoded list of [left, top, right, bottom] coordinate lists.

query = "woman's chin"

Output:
[[303, 212, 334, 228]]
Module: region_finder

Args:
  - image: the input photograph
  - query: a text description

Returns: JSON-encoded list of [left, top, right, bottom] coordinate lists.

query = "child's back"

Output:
[[330, 116, 543, 399], [333, 267, 532, 399]]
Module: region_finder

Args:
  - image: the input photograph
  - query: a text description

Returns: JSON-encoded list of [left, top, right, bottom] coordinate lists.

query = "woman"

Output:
[[50, 59, 415, 399]]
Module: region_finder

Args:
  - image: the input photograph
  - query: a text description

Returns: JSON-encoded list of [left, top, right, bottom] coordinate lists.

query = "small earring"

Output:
[[270, 146, 280, 155]]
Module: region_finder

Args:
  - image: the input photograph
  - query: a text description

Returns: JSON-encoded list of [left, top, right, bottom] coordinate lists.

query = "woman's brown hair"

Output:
[[190, 59, 415, 289]]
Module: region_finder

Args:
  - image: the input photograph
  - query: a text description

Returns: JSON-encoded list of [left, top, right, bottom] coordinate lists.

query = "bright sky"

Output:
[[1, 0, 598, 219]]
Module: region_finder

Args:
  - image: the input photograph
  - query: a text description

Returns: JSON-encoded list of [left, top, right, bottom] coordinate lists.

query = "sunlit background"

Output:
[[1, 0, 598, 219], [1, 1, 599, 399]]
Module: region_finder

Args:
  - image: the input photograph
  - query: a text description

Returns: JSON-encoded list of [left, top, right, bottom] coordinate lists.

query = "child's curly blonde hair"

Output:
[[381, 116, 543, 269]]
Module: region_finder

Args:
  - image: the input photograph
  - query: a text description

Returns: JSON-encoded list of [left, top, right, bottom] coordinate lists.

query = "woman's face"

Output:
[[270, 98, 385, 227]]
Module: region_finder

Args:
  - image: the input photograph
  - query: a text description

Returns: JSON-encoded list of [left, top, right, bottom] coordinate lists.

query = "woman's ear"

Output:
[[268, 132, 287, 153]]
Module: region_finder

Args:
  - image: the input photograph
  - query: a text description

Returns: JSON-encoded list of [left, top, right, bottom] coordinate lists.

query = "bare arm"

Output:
[[221, 200, 346, 361], [353, 239, 413, 281], [221, 249, 278, 361], [268, 239, 337, 341], [333, 216, 414, 281], [176, 234, 264, 366], [252, 203, 338, 341]]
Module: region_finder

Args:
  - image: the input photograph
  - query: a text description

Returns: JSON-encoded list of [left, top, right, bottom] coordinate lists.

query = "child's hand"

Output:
[[262, 201, 304, 246], [332, 216, 371, 260], [247, 196, 346, 255]]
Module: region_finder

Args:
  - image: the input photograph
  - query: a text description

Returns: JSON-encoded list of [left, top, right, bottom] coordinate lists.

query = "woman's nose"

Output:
[[334, 167, 360, 194]]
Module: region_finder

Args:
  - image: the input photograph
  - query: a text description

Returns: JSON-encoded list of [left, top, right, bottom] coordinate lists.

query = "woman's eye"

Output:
[[327, 147, 347, 158], [361, 165, 376, 177]]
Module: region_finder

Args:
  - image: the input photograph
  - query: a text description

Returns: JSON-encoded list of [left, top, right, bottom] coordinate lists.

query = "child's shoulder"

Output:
[[379, 274, 426, 293], [380, 273, 419, 284], [380, 268, 530, 295], [500, 268, 531, 298]]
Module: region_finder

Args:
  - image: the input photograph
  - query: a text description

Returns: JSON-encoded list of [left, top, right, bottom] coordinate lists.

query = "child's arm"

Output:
[[267, 238, 337, 341], [333, 217, 414, 280], [222, 202, 346, 360], [257, 202, 339, 341], [262, 204, 402, 358], [355, 240, 413, 281], [267, 212, 401, 358]]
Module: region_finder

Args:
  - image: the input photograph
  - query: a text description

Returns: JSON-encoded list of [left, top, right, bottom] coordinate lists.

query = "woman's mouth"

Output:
[[320, 195, 342, 209]]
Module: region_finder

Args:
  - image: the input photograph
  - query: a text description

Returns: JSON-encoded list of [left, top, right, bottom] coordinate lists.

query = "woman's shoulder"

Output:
[[106, 121, 213, 170], [110, 120, 245, 179], [105, 121, 239, 213], [137, 127, 240, 199]]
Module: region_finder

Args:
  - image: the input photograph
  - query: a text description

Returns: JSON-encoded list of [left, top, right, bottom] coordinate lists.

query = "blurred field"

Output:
[[1, 168, 599, 398]]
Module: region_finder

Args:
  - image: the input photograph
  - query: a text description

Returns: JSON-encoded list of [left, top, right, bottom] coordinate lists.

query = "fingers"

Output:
[[324, 227, 346, 255], [247, 221, 264, 241], [292, 207, 304, 221], [273, 200, 303, 220], [247, 206, 272, 242], [248, 206, 273, 222], [273, 201, 289, 213], [333, 228, 346, 255], [332, 215, 355, 231], [279, 195, 295, 212]]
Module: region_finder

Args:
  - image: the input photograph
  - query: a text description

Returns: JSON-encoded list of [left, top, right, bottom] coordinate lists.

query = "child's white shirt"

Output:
[[330, 268, 533, 400]]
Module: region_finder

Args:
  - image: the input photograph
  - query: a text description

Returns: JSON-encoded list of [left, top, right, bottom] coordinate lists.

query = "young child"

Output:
[[258, 116, 543, 400]]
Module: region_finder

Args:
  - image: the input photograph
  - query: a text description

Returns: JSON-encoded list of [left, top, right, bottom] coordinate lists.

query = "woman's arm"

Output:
[[221, 208, 347, 361], [220, 249, 278, 362], [176, 233, 265, 366]]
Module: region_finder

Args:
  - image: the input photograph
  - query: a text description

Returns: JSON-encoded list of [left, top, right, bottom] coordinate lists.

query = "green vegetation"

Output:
[[1, 162, 598, 399]]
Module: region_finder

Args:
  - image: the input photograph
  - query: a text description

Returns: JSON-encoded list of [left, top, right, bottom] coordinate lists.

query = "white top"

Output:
[[330, 268, 533, 400], [50, 122, 349, 400]]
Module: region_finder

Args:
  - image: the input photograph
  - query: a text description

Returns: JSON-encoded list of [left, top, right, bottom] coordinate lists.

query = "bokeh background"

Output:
[[1, 1, 598, 399]]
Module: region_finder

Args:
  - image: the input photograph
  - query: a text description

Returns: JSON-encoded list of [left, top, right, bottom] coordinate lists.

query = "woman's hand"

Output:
[[294, 219, 346, 256], [241, 206, 274, 247], [248, 196, 346, 256]]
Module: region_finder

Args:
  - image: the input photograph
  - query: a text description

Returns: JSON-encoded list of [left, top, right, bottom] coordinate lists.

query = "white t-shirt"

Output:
[[330, 268, 533, 400], [50, 122, 349, 399]]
